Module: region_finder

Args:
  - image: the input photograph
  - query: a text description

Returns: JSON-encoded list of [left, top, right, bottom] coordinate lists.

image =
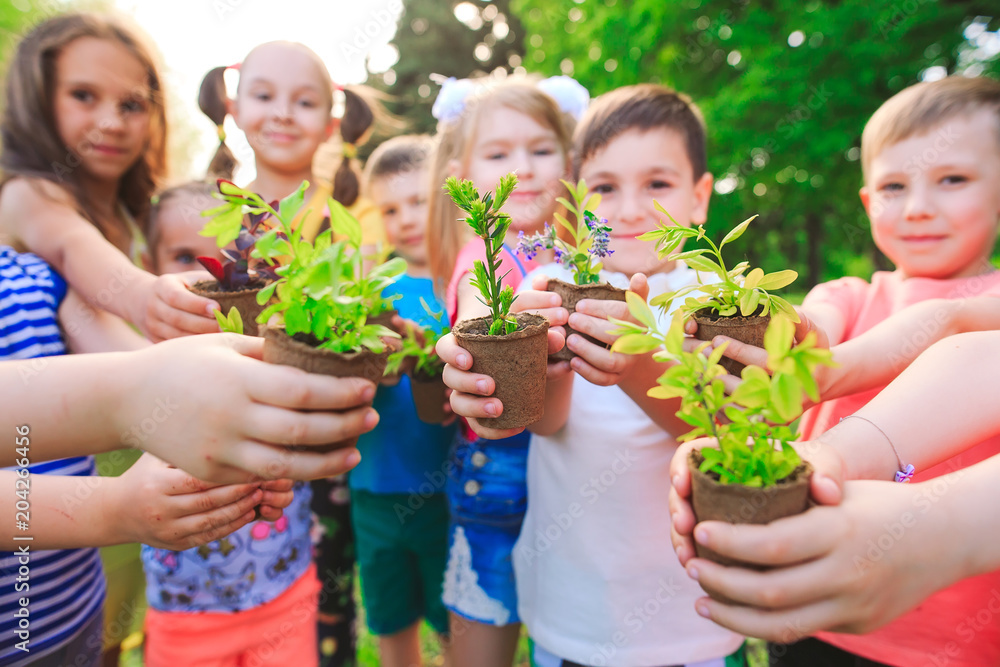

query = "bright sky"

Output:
[[112, 0, 404, 181]]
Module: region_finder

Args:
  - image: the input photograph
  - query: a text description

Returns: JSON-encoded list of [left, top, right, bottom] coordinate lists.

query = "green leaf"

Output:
[[682, 254, 724, 276], [199, 205, 243, 247], [770, 372, 803, 423], [764, 315, 795, 359], [625, 290, 657, 330], [756, 270, 798, 291], [720, 215, 756, 247], [279, 180, 308, 221], [743, 267, 764, 290], [611, 334, 662, 355], [328, 198, 363, 248]]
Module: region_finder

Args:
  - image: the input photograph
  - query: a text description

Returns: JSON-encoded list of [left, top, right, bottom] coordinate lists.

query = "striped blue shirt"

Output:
[[0, 247, 105, 664]]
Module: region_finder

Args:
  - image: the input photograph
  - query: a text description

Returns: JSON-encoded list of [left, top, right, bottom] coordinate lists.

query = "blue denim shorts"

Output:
[[441, 429, 529, 626]]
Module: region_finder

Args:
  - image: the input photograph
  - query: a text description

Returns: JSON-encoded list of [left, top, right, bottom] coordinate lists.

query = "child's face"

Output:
[[461, 105, 568, 234], [231, 44, 335, 175], [862, 110, 1000, 280], [581, 128, 713, 276], [151, 196, 224, 276], [370, 169, 429, 266], [53, 37, 151, 185]]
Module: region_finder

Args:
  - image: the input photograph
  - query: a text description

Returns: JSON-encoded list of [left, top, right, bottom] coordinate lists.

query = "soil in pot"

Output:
[[410, 370, 448, 424], [191, 278, 269, 337], [452, 312, 548, 430], [263, 326, 388, 452], [688, 449, 812, 570], [692, 307, 770, 376], [547, 278, 627, 362]]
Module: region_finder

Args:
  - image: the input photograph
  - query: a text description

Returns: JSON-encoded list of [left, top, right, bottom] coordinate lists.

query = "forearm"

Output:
[[820, 299, 964, 401], [529, 371, 573, 436], [0, 353, 129, 465], [822, 331, 1000, 480], [60, 290, 150, 353], [61, 232, 154, 326], [0, 471, 120, 549], [618, 353, 689, 437], [943, 454, 1000, 579]]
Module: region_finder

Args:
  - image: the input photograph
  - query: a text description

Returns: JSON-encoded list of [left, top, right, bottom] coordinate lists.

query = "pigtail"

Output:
[[199, 65, 237, 180], [331, 86, 373, 207]]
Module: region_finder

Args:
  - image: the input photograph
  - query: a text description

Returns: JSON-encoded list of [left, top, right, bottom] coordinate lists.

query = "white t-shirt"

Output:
[[513, 264, 743, 667]]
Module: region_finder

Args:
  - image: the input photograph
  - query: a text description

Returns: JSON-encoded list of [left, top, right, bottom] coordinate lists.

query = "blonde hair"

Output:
[[862, 76, 1000, 179], [0, 12, 168, 246], [426, 77, 574, 290]]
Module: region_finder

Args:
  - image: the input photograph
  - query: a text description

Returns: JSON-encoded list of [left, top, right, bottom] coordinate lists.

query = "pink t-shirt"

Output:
[[801, 269, 1000, 667], [446, 238, 538, 325]]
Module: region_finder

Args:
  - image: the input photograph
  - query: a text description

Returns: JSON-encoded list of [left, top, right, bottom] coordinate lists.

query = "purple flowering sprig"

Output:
[[514, 179, 614, 285]]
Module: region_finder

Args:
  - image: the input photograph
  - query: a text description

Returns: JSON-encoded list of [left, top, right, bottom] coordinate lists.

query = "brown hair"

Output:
[[363, 134, 434, 191], [572, 84, 707, 181], [146, 180, 216, 264], [426, 77, 574, 290], [861, 76, 1000, 179], [0, 12, 168, 244], [198, 42, 395, 206]]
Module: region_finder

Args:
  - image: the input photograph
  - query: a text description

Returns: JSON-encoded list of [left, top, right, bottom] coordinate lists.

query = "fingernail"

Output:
[[345, 449, 361, 466], [671, 474, 682, 488], [696, 601, 710, 618], [695, 526, 709, 544], [550, 294, 560, 306], [364, 409, 379, 429], [360, 383, 375, 401], [485, 402, 498, 416], [457, 353, 469, 368], [687, 565, 700, 581], [670, 512, 679, 526], [253, 489, 264, 501], [476, 379, 490, 394]]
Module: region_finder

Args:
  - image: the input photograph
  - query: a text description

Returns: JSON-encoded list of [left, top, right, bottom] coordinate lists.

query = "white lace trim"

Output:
[[442, 525, 511, 625]]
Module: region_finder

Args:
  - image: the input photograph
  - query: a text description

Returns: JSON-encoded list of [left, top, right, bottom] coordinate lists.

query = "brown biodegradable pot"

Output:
[[692, 307, 770, 376], [263, 326, 388, 452], [410, 370, 448, 424], [547, 278, 627, 362], [452, 312, 548, 430], [191, 279, 268, 337], [689, 449, 812, 570]]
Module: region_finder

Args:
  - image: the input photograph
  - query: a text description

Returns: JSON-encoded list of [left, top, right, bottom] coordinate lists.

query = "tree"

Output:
[[372, 0, 527, 135], [510, 0, 1000, 288]]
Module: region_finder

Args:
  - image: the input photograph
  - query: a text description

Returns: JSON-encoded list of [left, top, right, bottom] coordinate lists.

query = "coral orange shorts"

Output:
[[144, 564, 320, 667]]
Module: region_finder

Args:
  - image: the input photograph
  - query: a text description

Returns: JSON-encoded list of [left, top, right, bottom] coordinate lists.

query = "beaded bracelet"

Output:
[[840, 415, 915, 483]]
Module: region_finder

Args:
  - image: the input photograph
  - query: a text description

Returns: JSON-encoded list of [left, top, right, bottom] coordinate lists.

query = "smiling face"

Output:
[[151, 193, 225, 275], [580, 127, 713, 276], [52, 37, 152, 186], [370, 169, 430, 267], [861, 109, 1000, 280], [231, 43, 335, 175], [460, 105, 568, 235]]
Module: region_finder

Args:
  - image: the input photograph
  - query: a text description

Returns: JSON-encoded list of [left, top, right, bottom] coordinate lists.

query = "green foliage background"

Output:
[[506, 0, 1000, 290]]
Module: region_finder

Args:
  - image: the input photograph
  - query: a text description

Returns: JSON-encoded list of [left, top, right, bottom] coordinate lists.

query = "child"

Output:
[[346, 134, 456, 667], [439, 84, 746, 667], [143, 181, 224, 275], [199, 44, 393, 664], [739, 75, 1000, 667], [199, 42, 387, 247], [0, 13, 220, 342], [425, 75, 576, 666], [670, 331, 1000, 645], [0, 243, 289, 667], [138, 176, 318, 667]]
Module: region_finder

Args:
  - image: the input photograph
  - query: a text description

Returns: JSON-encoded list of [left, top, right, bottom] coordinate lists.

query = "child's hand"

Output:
[[139, 271, 222, 342], [568, 273, 649, 386], [668, 438, 845, 566], [512, 273, 570, 359], [109, 453, 264, 550], [437, 333, 523, 439], [117, 334, 378, 483], [256, 478, 295, 521], [686, 478, 951, 641]]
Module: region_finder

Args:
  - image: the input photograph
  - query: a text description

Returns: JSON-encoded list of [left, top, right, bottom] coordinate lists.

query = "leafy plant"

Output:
[[445, 173, 520, 335], [204, 179, 405, 354], [514, 178, 613, 285], [640, 209, 798, 321], [197, 179, 279, 290], [213, 307, 244, 334], [611, 298, 834, 486], [385, 299, 449, 378]]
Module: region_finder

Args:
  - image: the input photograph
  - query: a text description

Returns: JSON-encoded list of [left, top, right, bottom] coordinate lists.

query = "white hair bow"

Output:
[[430, 74, 590, 123]]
